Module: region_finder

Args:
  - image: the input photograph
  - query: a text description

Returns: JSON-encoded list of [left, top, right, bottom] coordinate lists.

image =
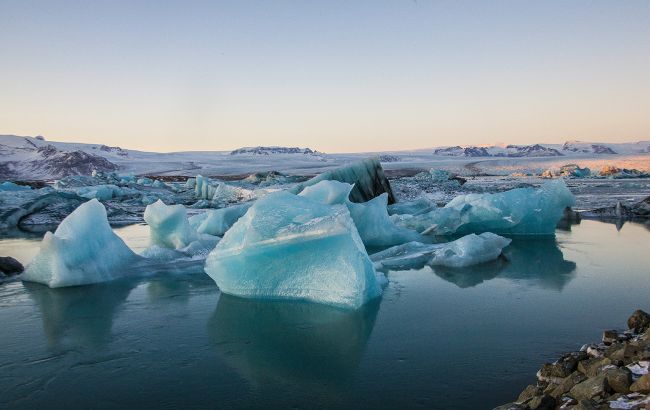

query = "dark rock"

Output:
[[622, 340, 650, 363], [573, 399, 599, 410], [517, 384, 542, 403], [578, 357, 612, 377], [628, 310, 650, 333], [550, 371, 588, 399], [605, 367, 632, 394], [527, 394, 555, 410], [492, 403, 527, 410], [569, 374, 609, 401], [0, 256, 24, 275], [603, 330, 619, 345], [537, 351, 586, 383], [630, 374, 650, 393]]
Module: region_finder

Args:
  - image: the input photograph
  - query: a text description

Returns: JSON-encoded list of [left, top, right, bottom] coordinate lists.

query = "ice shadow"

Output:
[[207, 294, 380, 388], [432, 238, 577, 290]]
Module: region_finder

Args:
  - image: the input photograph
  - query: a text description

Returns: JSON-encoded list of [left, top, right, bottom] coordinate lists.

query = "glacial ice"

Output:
[[0, 181, 31, 191], [204, 191, 382, 309], [144, 200, 198, 249], [188, 203, 251, 236], [298, 180, 354, 205], [397, 179, 575, 235], [371, 232, 512, 271], [346, 193, 422, 248], [298, 180, 421, 247], [22, 199, 141, 287], [387, 197, 436, 216], [290, 157, 396, 204]]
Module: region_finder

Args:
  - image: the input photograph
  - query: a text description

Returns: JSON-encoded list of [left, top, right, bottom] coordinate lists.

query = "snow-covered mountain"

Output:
[[1, 134, 649, 180], [230, 146, 320, 155], [433, 144, 563, 158]]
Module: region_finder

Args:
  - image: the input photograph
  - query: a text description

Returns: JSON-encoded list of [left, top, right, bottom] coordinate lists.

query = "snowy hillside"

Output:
[[1, 134, 649, 180]]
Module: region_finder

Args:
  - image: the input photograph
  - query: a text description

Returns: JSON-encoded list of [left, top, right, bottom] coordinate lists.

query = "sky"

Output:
[[1, 1, 649, 153]]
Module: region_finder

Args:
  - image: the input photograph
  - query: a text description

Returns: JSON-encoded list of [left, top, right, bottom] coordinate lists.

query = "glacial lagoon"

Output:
[[1, 220, 649, 409]]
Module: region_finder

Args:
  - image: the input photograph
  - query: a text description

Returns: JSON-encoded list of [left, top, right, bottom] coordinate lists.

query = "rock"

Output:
[[628, 310, 650, 333], [550, 371, 588, 399], [573, 399, 599, 410], [577, 357, 612, 377], [605, 367, 632, 394], [569, 374, 609, 401], [0, 256, 24, 275], [527, 394, 555, 410], [493, 403, 527, 410], [630, 374, 650, 393], [622, 340, 650, 363], [517, 384, 542, 403], [603, 330, 619, 345], [537, 352, 586, 383]]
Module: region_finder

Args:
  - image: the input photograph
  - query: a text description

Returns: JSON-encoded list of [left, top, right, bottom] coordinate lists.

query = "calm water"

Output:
[[1, 220, 649, 409]]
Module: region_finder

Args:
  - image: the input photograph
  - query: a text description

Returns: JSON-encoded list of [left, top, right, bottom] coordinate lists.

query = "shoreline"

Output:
[[495, 310, 650, 409]]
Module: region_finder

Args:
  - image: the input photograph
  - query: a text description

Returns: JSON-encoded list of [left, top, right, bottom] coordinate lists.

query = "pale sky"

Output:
[[1, 1, 649, 153]]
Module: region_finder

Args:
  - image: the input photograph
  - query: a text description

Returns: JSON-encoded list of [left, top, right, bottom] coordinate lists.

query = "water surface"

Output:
[[1, 220, 649, 409]]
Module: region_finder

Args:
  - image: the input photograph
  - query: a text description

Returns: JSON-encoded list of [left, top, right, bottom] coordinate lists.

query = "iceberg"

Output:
[[143, 200, 198, 249], [298, 180, 354, 205], [387, 197, 436, 216], [22, 199, 141, 287], [298, 180, 421, 248], [204, 191, 381, 309], [346, 193, 422, 248], [0, 181, 31, 191], [188, 203, 251, 236], [371, 232, 511, 271], [397, 179, 575, 236], [290, 157, 396, 204]]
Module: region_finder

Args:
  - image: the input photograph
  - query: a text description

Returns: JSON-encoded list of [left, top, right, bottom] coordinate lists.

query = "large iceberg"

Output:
[[290, 157, 396, 204], [144, 200, 198, 249], [299, 180, 421, 248], [22, 199, 141, 287], [396, 179, 575, 236], [371, 232, 511, 271], [204, 191, 382, 309]]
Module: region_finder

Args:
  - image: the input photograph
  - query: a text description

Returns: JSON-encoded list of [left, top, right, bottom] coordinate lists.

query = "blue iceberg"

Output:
[[22, 199, 141, 287], [371, 232, 511, 271], [397, 179, 575, 236], [204, 191, 382, 309], [144, 200, 198, 249]]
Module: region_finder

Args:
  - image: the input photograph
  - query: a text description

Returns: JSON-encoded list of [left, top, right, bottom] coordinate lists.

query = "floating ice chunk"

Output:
[[70, 184, 125, 201], [144, 200, 198, 249], [22, 199, 141, 287], [291, 157, 396, 203], [387, 197, 436, 216], [398, 179, 575, 236], [298, 180, 354, 205], [347, 193, 422, 248], [189, 203, 251, 236], [0, 181, 31, 191], [204, 191, 381, 309], [371, 232, 511, 270], [185, 177, 196, 189], [211, 182, 254, 205], [195, 175, 217, 200]]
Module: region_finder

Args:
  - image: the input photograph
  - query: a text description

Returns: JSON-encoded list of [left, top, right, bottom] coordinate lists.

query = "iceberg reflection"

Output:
[[208, 294, 379, 386], [432, 238, 576, 290]]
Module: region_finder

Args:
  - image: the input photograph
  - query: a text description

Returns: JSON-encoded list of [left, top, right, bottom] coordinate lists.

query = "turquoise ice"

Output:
[[397, 179, 575, 236], [22, 199, 140, 287], [204, 191, 382, 309]]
